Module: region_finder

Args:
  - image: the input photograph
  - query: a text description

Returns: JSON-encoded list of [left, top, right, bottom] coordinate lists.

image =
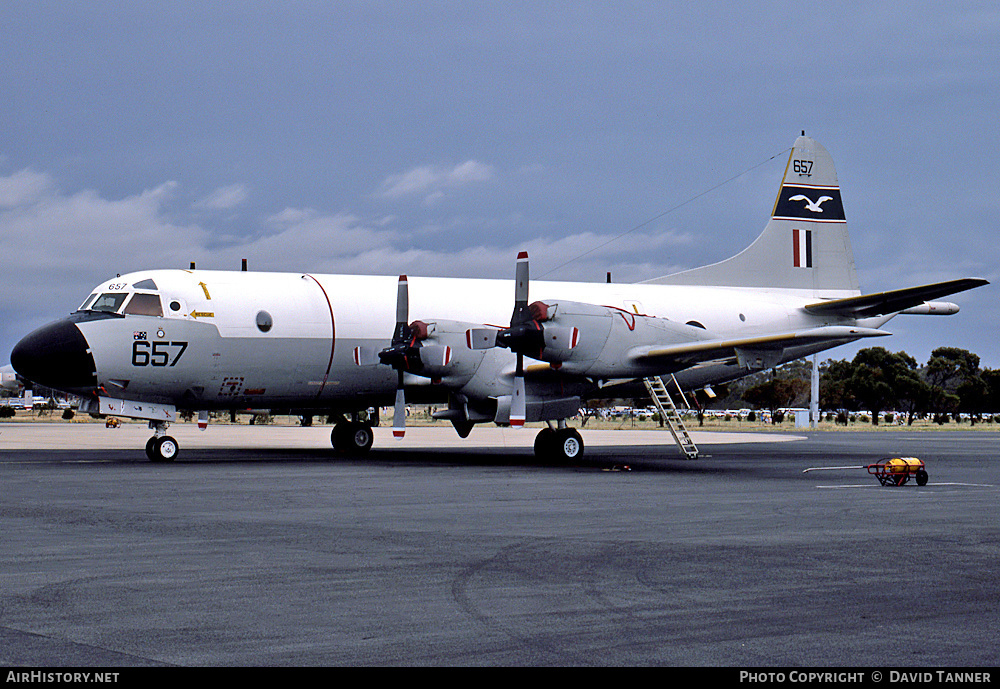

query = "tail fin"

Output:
[[648, 135, 860, 294]]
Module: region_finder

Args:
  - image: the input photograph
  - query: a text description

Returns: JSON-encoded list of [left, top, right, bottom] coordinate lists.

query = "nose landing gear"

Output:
[[146, 422, 178, 462]]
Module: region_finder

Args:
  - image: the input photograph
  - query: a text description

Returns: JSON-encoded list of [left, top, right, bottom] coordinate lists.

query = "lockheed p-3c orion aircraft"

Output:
[[11, 135, 987, 461]]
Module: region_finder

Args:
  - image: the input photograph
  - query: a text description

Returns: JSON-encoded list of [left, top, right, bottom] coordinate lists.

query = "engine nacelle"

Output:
[[357, 318, 490, 389], [526, 300, 712, 378], [402, 319, 489, 386]]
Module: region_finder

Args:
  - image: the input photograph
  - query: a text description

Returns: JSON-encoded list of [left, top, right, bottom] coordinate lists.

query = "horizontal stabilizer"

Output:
[[631, 325, 890, 365], [804, 278, 988, 318]]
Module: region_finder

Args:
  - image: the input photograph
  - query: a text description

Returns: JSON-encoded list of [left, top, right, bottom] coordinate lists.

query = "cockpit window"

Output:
[[79, 293, 99, 311], [132, 279, 158, 290], [123, 293, 163, 317], [90, 293, 129, 313]]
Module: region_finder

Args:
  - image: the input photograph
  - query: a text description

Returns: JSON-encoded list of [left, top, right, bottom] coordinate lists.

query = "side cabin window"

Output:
[[90, 293, 129, 314], [123, 293, 163, 317]]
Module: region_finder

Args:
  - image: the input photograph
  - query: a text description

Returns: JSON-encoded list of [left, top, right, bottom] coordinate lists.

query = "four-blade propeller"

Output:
[[377, 275, 417, 439], [494, 252, 538, 427], [380, 252, 576, 433]]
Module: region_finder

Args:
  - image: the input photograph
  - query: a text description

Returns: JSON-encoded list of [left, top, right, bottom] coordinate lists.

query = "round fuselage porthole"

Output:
[[256, 310, 273, 333]]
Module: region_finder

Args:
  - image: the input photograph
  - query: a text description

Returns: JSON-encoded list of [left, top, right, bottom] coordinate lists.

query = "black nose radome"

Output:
[[11, 317, 98, 392]]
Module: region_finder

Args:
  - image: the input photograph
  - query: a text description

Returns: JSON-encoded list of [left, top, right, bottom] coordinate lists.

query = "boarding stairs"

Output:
[[643, 376, 700, 459]]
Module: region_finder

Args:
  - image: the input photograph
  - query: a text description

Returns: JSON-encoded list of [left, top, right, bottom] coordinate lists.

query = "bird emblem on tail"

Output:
[[789, 194, 833, 213]]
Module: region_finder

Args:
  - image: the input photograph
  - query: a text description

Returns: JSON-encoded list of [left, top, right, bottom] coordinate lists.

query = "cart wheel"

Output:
[[915, 469, 928, 486]]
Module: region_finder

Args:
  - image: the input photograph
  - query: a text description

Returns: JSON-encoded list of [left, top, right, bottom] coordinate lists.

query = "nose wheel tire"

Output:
[[146, 435, 179, 462]]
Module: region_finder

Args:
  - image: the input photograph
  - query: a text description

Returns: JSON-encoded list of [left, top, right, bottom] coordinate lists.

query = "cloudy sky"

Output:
[[3, 2, 997, 368]]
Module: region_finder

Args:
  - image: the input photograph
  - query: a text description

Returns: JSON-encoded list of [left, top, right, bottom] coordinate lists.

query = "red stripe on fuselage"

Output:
[[304, 274, 337, 398]]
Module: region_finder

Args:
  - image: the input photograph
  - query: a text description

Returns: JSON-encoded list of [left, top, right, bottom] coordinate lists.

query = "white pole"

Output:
[[811, 354, 819, 428]]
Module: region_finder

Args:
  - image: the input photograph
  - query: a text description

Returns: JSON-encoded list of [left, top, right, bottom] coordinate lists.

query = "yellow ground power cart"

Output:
[[866, 457, 928, 486]]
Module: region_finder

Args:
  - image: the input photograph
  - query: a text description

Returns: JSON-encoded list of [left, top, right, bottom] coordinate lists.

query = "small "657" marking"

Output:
[[793, 159, 813, 175], [132, 340, 188, 367]]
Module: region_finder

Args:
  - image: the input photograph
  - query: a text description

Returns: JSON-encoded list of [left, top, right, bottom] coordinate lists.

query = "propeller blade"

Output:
[[511, 353, 526, 427], [393, 372, 406, 439], [544, 325, 580, 351], [515, 251, 529, 304], [353, 346, 379, 366], [508, 253, 531, 428], [390, 275, 409, 439], [395, 275, 408, 327], [419, 344, 452, 368], [466, 328, 498, 350], [511, 251, 530, 324], [381, 274, 414, 367]]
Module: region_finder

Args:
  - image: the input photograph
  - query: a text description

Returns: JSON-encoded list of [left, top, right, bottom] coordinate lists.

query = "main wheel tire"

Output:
[[150, 435, 178, 462], [553, 428, 584, 462], [332, 421, 374, 455], [533, 427, 556, 458], [349, 423, 374, 454]]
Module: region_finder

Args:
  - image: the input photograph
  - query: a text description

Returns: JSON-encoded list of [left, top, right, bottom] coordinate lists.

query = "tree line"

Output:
[[719, 346, 1000, 425]]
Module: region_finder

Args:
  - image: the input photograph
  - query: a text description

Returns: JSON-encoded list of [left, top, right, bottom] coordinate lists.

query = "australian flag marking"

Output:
[[793, 228, 813, 268]]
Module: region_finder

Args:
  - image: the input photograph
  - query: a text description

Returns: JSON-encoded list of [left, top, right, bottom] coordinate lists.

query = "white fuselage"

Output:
[[69, 268, 863, 411]]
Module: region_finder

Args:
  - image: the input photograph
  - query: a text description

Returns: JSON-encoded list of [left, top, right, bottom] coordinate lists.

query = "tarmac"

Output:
[[1, 422, 998, 667]]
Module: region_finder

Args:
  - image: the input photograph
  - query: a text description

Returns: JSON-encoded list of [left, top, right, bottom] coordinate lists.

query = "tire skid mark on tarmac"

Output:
[[450, 542, 595, 666]]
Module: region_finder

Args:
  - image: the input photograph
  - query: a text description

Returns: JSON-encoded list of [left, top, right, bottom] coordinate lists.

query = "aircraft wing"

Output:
[[630, 325, 891, 366], [803, 278, 988, 318]]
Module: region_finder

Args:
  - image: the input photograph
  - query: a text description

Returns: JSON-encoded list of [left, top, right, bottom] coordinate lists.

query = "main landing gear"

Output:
[[146, 421, 178, 462], [331, 418, 375, 455], [533, 422, 584, 462]]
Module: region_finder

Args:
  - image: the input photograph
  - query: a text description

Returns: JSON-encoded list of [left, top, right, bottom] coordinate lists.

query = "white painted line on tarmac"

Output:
[[816, 482, 995, 489]]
